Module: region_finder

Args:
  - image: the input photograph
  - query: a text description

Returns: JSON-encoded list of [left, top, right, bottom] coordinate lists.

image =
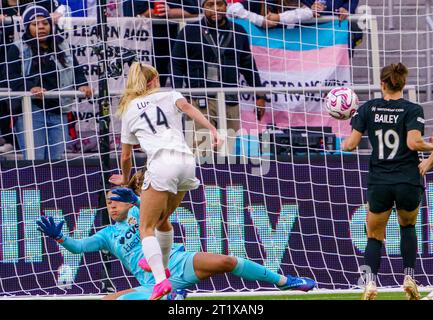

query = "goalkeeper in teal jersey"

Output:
[[37, 183, 315, 300]]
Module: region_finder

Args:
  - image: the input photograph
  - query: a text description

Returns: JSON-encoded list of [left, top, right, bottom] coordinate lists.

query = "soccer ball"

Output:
[[325, 87, 359, 120]]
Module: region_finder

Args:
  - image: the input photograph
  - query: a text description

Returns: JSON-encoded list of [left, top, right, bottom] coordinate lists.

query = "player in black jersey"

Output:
[[341, 63, 433, 300]]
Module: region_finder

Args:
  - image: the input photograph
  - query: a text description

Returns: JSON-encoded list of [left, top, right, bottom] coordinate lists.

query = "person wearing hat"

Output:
[[0, 1, 65, 155], [171, 0, 266, 157], [6, 5, 92, 160]]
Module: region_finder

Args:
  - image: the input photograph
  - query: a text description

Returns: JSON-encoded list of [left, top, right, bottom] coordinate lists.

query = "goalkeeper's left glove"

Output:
[[36, 216, 65, 243], [110, 187, 139, 205]]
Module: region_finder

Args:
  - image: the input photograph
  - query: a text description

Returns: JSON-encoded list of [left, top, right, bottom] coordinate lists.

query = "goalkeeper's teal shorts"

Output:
[[168, 251, 200, 289], [117, 252, 199, 300]]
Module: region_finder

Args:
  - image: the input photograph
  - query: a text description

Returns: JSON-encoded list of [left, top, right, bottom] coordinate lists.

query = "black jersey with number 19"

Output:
[[350, 98, 425, 187]]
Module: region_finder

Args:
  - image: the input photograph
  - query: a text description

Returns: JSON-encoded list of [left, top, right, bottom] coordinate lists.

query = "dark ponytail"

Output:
[[380, 62, 408, 92]]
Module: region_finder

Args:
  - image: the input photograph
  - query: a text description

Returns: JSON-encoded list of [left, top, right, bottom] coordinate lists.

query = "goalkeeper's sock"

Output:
[[364, 237, 383, 282], [155, 228, 173, 269], [400, 224, 417, 276], [141, 236, 166, 283], [231, 257, 282, 285]]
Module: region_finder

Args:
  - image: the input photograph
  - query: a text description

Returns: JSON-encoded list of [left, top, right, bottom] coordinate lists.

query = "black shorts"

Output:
[[367, 184, 424, 214]]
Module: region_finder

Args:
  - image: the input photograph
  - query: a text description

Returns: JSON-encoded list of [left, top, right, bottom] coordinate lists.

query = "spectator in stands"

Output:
[[0, 12, 15, 153], [58, 0, 122, 17], [302, 0, 359, 19], [263, 0, 315, 28], [303, 0, 362, 56], [172, 0, 265, 156], [226, 0, 271, 28], [58, 0, 86, 16], [123, 0, 199, 87], [227, 0, 315, 29], [6, 5, 92, 160], [0, 0, 65, 154]]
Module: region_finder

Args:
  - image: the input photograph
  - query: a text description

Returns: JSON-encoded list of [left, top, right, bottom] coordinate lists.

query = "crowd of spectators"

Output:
[[6, 5, 91, 160], [0, 0, 360, 160]]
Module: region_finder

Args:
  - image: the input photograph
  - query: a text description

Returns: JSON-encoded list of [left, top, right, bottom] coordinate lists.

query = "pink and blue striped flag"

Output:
[[236, 19, 353, 136]]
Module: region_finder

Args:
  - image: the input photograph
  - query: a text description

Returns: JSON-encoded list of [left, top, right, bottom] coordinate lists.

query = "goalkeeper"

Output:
[[36, 186, 315, 300]]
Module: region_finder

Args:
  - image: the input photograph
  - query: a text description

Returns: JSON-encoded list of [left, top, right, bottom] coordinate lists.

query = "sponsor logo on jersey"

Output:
[[118, 223, 141, 251], [128, 217, 137, 226]]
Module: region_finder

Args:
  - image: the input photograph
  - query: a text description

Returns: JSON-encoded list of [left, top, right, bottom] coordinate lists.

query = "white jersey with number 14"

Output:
[[120, 91, 192, 162]]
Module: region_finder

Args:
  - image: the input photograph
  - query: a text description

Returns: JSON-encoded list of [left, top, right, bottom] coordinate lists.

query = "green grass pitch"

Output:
[[188, 292, 430, 300]]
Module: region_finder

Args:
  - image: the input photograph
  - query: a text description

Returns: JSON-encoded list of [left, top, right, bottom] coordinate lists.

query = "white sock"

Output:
[[155, 228, 174, 269], [141, 236, 166, 283], [277, 275, 287, 286]]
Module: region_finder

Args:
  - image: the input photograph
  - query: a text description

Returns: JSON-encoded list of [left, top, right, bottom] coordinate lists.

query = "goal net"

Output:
[[0, 0, 432, 298]]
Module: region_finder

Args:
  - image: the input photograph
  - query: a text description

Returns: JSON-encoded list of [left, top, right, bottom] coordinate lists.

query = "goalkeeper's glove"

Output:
[[36, 216, 65, 243], [110, 188, 139, 205]]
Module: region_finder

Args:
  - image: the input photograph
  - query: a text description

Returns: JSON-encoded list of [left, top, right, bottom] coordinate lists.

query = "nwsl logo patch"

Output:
[[128, 217, 137, 226]]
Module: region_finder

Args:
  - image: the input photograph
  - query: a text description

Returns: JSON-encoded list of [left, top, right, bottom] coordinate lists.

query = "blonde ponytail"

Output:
[[116, 62, 160, 117]]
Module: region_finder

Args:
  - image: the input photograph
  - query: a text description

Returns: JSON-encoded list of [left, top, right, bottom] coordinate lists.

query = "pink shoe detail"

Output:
[[149, 279, 172, 300], [138, 258, 171, 278]]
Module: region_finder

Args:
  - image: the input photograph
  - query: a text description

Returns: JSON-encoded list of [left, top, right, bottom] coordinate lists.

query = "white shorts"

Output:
[[142, 149, 200, 194]]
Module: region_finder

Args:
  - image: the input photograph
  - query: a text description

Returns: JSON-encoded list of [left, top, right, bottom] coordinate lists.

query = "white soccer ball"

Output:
[[325, 87, 359, 120]]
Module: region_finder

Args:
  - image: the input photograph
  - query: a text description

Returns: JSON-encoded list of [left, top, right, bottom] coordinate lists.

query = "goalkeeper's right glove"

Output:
[[36, 216, 65, 243], [110, 187, 139, 205]]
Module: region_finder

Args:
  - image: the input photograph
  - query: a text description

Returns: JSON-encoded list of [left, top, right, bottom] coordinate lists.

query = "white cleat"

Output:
[[421, 291, 433, 300], [362, 281, 378, 300], [403, 275, 420, 300]]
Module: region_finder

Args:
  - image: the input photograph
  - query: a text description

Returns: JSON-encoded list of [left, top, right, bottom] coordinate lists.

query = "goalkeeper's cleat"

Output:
[[279, 276, 316, 292], [149, 279, 172, 300], [362, 281, 377, 300], [403, 275, 420, 300], [138, 258, 171, 278]]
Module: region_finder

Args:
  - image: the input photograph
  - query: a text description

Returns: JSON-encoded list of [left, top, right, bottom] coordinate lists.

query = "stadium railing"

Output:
[[0, 12, 381, 160], [0, 84, 417, 160]]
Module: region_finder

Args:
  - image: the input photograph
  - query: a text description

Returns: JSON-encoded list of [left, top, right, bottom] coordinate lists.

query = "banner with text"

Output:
[[13, 17, 153, 152], [64, 18, 152, 151]]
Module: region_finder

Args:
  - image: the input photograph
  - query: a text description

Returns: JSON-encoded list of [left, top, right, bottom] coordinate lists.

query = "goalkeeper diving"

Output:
[[36, 173, 316, 300]]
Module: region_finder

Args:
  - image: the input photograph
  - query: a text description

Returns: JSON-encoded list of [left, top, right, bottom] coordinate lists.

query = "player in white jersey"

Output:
[[112, 62, 221, 300]]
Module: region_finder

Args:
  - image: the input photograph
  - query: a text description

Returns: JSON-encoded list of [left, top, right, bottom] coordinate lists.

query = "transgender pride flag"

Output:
[[235, 19, 353, 136]]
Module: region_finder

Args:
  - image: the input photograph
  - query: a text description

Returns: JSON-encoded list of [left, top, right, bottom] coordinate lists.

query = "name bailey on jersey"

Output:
[[371, 106, 405, 124], [374, 114, 400, 124]]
